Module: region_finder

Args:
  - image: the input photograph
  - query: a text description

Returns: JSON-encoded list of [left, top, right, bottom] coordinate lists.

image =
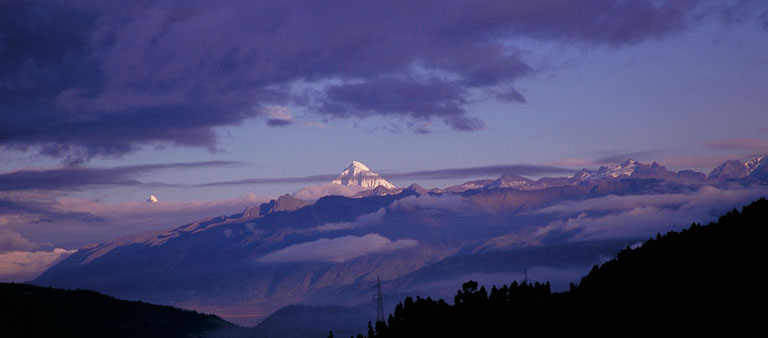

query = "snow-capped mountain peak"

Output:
[[348, 160, 371, 174], [605, 159, 639, 178], [707, 157, 766, 181], [582, 159, 639, 180], [745, 156, 764, 174], [487, 173, 534, 189], [332, 161, 395, 189]]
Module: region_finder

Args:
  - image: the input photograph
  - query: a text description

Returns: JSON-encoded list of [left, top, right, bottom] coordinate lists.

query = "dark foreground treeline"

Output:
[[351, 197, 767, 337], [0, 283, 244, 338]]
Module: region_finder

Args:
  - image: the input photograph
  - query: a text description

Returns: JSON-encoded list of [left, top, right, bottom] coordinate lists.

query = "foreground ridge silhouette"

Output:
[[356, 197, 767, 337], [0, 283, 244, 338]]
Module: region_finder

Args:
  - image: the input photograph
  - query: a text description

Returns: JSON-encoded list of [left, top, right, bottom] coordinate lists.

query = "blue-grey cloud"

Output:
[[195, 174, 338, 188], [0, 197, 105, 225], [706, 138, 768, 153], [382, 164, 572, 180], [0, 161, 241, 191], [593, 151, 661, 165], [266, 119, 292, 127], [1, 0, 739, 160]]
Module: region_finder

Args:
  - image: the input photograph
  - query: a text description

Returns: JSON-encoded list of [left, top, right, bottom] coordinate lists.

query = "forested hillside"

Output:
[[352, 197, 767, 337]]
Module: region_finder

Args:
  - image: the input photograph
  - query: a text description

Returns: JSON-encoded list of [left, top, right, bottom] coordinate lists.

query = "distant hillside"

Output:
[[355, 197, 766, 337], [0, 283, 246, 338]]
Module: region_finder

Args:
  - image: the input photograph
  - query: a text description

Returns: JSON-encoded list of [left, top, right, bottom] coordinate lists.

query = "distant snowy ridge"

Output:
[[588, 159, 638, 179], [708, 155, 766, 180], [332, 161, 395, 189], [745, 156, 764, 174]]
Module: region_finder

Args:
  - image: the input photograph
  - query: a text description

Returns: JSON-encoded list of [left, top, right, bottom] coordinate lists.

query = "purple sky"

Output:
[[1, 0, 768, 280]]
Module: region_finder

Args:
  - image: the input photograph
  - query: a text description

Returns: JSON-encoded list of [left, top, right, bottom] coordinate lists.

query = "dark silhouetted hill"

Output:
[[0, 283, 247, 338]]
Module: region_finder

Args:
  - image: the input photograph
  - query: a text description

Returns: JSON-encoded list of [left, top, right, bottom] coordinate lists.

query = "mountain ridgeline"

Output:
[[353, 198, 767, 337]]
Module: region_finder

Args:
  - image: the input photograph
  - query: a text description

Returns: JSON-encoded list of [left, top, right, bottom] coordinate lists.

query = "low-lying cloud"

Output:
[[292, 183, 367, 201], [0, 193, 268, 248], [0, 229, 39, 253], [388, 194, 467, 214], [531, 185, 768, 242], [306, 194, 466, 233], [312, 208, 386, 232], [257, 233, 418, 263], [0, 248, 76, 282]]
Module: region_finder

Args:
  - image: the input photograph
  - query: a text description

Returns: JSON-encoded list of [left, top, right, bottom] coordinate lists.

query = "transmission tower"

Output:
[[374, 276, 385, 323]]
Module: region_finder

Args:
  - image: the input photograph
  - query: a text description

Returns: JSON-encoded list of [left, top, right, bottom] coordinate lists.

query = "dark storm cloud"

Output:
[[0, 0, 727, 159], [0, 161, 240, 191], [319, 78, 484, 131]]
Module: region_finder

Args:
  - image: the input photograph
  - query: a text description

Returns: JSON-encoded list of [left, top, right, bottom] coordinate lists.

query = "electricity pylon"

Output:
[[374, 276, 385, 323]]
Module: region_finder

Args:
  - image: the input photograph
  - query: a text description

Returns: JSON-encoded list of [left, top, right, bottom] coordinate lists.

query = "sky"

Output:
[[1, 0, 768, 280]]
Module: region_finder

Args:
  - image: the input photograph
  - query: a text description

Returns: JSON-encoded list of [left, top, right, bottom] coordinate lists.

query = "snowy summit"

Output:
[[146, 194, 159, 203], [331, 161, 395, 189]]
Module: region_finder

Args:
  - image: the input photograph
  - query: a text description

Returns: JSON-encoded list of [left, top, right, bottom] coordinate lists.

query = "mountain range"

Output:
[[32, 157, 768, 326]]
